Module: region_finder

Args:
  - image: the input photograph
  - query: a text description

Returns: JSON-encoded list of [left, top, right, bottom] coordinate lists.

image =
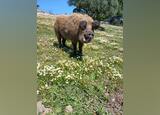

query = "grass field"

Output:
[[37, 12, 123, 115]]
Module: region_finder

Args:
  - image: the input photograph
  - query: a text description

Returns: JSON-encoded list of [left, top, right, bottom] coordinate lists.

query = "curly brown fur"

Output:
[[54, 13, 99, 55]]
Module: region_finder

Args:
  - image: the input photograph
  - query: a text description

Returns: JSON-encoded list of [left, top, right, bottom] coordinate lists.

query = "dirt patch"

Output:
[[106, 89, 123, 115]]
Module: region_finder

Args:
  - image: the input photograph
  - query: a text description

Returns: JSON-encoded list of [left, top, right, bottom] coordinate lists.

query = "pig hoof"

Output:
[[77, 52, 83, 56], [78, 53, 83, 56], [58, 45, 63, 48], [70, 52, 77, 57], [62, 45, 66, 48]]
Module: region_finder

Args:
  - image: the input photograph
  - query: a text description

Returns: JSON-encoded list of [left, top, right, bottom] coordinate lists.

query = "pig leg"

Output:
[[78, 41, 84, 56], [57, 34, 62, 48], [55, 30, 62, 48], [72, 41, 77, 55], [62, 38, 66, 47]]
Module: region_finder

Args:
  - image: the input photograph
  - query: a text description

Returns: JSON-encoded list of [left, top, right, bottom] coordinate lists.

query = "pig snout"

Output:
[[84, 30, 94, 43]]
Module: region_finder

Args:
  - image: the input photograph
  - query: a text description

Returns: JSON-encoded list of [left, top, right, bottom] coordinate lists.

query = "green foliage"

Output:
[[37, 14, 123, 114], [117, 0, 123, 16], [68, 0, 123, 20], [109, 0, 119, 16], [87, 0, 110, 20]]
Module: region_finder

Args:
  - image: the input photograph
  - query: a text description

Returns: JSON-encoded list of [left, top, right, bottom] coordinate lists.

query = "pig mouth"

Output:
[[83, 36, 92, 43]]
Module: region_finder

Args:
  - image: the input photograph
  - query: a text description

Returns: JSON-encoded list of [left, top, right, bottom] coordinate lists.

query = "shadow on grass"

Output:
[[53, 42, 83, 61], [97, 26, 106, 31]]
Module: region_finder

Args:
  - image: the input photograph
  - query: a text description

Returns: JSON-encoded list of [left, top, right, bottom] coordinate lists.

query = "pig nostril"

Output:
[[89, 33, 94, 37], [88, 33, 94, 36]]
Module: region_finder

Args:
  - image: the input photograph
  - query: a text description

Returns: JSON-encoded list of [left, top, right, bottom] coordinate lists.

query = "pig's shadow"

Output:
[[53, 42, 83, 61]]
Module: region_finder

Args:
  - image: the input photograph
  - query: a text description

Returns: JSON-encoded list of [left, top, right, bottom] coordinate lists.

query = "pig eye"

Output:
[[79, 20, 87, 30]]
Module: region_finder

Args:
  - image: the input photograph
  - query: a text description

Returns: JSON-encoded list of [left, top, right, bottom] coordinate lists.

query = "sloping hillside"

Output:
[[37, 12, 123, 115]]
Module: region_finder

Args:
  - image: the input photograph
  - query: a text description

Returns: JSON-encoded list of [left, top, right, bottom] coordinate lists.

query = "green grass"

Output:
[[37, 14, 123, 115]]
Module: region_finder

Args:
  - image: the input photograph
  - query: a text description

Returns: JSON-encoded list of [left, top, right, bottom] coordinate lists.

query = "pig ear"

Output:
[[92, 20, 100, 30], [79, 20, 87, 30]]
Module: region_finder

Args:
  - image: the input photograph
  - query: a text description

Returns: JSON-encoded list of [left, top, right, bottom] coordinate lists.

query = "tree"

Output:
[[68, 0, 123, 20], [87, 0, 110, 20], [117, 0, 123, 16]]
